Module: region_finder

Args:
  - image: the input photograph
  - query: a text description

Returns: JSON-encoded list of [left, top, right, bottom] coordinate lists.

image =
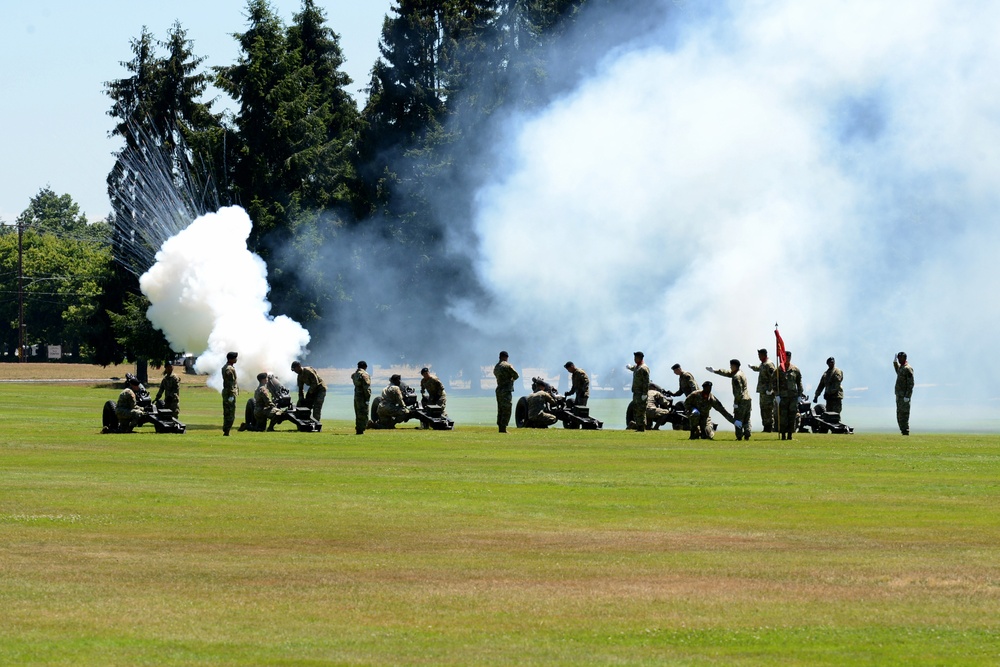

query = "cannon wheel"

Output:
[[102, 400, 117, 432], [514, 397, 528, 428], [370, 397, 382, 423], [625, 401, 636, 429], [244, 398, 256, 430]]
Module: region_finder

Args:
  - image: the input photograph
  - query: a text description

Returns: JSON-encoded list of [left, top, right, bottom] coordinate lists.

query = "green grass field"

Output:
[[1, 383, 998, 665]]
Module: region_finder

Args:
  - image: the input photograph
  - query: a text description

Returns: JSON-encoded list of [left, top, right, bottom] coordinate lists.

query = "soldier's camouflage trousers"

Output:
[[896, 395, 911, 435], [758, 392, 775, 432], [734, 398, 752, 440], [354, 395, 369, 433], [496, 389, 513, 428], [632, 392, 647, 431]]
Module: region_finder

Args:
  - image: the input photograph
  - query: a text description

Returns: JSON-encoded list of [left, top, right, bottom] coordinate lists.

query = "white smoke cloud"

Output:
[[456, 0, 1000, 406], [139, 206, 310, 391]]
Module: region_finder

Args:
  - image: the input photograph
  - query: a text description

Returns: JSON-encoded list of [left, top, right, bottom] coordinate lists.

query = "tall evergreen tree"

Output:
[[99, 21, 219, 366]]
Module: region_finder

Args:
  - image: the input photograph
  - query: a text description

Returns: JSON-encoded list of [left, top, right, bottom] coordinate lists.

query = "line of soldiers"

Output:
[[206, 347, 914, 437]]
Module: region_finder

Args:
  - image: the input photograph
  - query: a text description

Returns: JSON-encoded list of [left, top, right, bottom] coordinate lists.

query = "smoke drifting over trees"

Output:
[[100, 0, 1000, 412]]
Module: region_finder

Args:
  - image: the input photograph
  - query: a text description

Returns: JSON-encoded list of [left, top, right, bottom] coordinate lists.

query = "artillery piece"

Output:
[[101, 373, 186, 434], [515, 376, 604, 430]]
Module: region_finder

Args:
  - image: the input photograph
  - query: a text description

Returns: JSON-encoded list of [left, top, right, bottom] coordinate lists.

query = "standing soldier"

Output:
[[222, 351, 239, 436], [893, 351, 914, 435], [628, 351, 651, 432], [775, 351, 802, 440], [494, 351, 520, 433], [813, 357, 844, 416], [685, 381, 736, 440], [291, 361, 327, 422], [351, 361, 371, 435], [154, 361, 181, 417], [707, 359, 752, 441], [666, 364, 698, 398], [750, 348, 777, 432], [563, 361, 590, 407]]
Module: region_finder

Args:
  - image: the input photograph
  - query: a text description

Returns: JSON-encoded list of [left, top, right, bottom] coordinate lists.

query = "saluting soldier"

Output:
[[707, 359, 752, 441], [893, 352, 914, 435]]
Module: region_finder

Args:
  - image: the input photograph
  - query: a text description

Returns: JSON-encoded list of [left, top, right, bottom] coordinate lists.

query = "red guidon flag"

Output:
[[775, 326, 787, 372]]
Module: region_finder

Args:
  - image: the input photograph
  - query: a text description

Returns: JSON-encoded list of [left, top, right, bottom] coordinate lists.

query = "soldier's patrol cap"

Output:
[[499, 350, 509, 358], [358, 360, 367, 369], [128, 376, 140, 386], [827, 357, 835, 363], [671, 363, 681, 370], [226, 351, 238, 361], [564, 361, 574, 369], [420, 367, 429, 374], [257, 372, 268, 382], [390, 374, 401, 383], [634, 351, 644, 358], [291, 360, 301, 369], [757, 348, 767, 355], [702, 381, 713, 389]]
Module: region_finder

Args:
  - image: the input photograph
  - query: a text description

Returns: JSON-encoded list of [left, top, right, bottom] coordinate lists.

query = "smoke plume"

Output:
[[139, 206, 310, 391], [445, 0, 1000, 411]]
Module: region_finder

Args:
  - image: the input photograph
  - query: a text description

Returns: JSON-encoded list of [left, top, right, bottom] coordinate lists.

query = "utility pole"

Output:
[[18, 216, 25, 363]]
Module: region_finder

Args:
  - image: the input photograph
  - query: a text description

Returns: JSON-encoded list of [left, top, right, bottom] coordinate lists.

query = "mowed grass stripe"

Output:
[[1, 383, 998, 665]]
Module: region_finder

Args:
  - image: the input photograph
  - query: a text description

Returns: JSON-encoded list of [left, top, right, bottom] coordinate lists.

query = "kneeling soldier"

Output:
[[685, 381, 735, 440]]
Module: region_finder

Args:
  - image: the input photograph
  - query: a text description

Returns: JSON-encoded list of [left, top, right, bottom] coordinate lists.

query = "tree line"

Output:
[[1, 0, 662, 365]]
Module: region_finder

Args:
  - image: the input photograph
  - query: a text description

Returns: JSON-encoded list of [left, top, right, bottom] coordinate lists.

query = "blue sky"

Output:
[[0, 0, 394, 223]]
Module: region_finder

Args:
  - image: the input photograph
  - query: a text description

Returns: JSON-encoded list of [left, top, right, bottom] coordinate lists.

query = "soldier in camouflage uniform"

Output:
[[707, 359, 752, 441], [253, 372, 286, 431], [628, 351, 651, 432], [291, 361, 327, 422], [563, 362, 590, 407], [645, 384, 673, 430], [750, 348, 777, 432], [685, 381, 735, 440], [377, 374, 412, 428], [351, 361, 371, 435], [667, 364, 698, 398], [494, 351, 520, 433], [526, 380, 559, 427], [154, 361, 181, 417], [893, 351, 914, 435], [419, 367, 447, 412], [221, 351, 239, 436], [813, 357, 844, 416], [115, 377, 145, 432], [775, 351, 803, 440]]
